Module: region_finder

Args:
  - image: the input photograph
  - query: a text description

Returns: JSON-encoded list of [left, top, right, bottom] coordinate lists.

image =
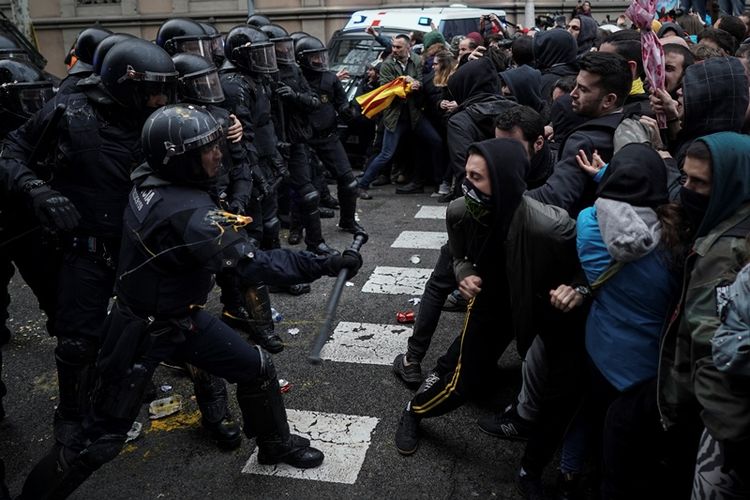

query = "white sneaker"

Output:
[[437, 181, 451, 195]]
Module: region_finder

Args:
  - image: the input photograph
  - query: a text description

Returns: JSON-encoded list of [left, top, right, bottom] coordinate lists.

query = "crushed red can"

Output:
[[278, 379, 292, 394], [396, 310, 415, 323]]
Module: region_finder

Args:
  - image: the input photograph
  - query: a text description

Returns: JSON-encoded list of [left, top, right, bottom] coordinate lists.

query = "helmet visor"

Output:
[[173, 37, 214, 60], [119, 64, 179, 84], [303, 49, 329, 71], [249, 43, 278, 73], [17, 83, 54, 115], [210, 34, 225, 58], [181, 69, 224, 103], [273, 38, 295, 65]]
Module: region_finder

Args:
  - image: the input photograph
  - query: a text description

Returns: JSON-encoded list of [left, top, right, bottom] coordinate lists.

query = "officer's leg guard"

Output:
[[244, 285, 283, 353], [337, 172, 366, 234], [236, 346, 324, 469], [54, 336, 99, 446], [287, 198, 303, 246], [186, 364, 242, 450], [261, 215, 281, 250], [296, 184, 322, 247], [17, 434, 126, 500]]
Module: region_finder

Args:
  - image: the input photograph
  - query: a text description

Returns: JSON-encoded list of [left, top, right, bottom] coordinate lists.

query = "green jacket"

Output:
[[658, 203, 750, 441], [378, 52, 422, 131], [658, 132, 750, 443]]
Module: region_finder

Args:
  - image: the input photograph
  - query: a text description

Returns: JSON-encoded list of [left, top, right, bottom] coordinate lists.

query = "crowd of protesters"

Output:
[[1, 2, 750, 499]]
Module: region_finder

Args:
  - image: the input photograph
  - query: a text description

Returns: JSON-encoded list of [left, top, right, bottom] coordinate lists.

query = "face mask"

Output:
[[679, 186, 710, 231], [462, 177, 493, 221]]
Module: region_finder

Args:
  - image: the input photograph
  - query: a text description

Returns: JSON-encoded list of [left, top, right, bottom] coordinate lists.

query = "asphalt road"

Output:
[[1, 185, 529, 499]]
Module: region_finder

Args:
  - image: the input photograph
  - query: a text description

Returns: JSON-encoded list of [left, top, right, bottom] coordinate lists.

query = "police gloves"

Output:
[[25, 182, 81, 232], [324, 249, 363, 279], [275, 84, 297, 101]]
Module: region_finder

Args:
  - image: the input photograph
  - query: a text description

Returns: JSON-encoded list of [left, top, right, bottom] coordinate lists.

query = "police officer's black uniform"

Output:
[[16, 104, 362, 499], [296, 36, 365, 235], [262, 24, 338, 256], [0, 38, 177, 446]]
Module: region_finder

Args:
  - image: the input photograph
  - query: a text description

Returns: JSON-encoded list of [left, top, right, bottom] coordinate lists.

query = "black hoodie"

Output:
[[447, 138, 528, 281], [447, 56, 501, 107], [500, 65, 548, 119], [533, 29, 579, 101], [575, 15, 599, 56]]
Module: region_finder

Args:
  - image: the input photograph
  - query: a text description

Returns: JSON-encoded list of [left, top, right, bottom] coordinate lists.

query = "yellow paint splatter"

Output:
[[121, 444, 138, 454], [148, 410, 202, 433]]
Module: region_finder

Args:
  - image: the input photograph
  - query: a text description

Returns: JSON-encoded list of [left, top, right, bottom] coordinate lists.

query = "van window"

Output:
[[329, 37, 383, 75], [440, 19, 482, 40]]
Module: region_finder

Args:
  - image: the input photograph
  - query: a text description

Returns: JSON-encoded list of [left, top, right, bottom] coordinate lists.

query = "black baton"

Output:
[[308, 232, 368, 364]]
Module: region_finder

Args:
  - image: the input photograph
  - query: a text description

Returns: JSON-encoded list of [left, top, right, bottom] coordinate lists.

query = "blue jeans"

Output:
[[358, 117, 443, 189]]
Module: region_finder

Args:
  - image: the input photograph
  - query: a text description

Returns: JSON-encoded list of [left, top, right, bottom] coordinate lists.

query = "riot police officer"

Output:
[[0, 58, 56, 420], [0, 38, 177, 447], [296, 36, 366, 235], [156, 17, 215, 60], [218, 25, 291, 349], [57, 26, 112, 95], [261, 24, 338, 257], [16, 104, 362, 499]]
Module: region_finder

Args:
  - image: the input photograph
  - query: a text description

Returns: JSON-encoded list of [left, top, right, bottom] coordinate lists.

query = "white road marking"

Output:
[[242, 409, 379, 484], [361, 266, 431, 295], [319, 321, 413, 365], [391, 230, 448, 250], [414, 205, 447, 220]]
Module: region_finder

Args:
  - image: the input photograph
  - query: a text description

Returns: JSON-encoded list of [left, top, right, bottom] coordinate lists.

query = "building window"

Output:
[[76, 0, 121, 5]]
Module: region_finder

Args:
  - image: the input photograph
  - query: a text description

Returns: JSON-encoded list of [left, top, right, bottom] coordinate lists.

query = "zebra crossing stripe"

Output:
[[391, 230, 448, 250], [242, 409, 379, 484], [361, 266, 431, 295], [318, 321, 413, 365], [414, 206, 446, 220]]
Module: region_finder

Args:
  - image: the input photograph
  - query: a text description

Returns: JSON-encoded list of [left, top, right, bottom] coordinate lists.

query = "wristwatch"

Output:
[[574, 285, 592, 300], [22, 179, 47, 194]]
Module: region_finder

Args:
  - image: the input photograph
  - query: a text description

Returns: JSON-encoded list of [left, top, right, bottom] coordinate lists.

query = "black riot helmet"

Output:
[[260, 24, 295, 66], [156, 18, 214, 60], [295, 36, 328, 72], [224, 25, 275, 72], [70, 26, 113, 74], [141, 103, 225, 187], [199, 22, 225, 66], [92, 33, 136, 75], [246, 14, 271, 28], [290, 31, 311, 44], [99, 38, 178, 113], [0, 59, 55, 120], [172, 53, 224, 104], [0, 34, 31, 63]]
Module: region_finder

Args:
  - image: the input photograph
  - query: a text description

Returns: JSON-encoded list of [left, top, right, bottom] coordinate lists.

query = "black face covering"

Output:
[[679, 186, 710, 231], [462, 177, 493, 222]]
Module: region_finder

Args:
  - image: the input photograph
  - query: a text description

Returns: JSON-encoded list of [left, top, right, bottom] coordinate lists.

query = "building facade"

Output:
[[10, 0, 630, 77]]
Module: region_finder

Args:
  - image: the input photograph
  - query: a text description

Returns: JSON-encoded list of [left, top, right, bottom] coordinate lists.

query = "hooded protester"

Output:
[[571, 15, 599, 57], [658, 22, 686, 39], [444, 56, 515, 197], [548, 94, 587, 159], [394, 139, 579, 460], [500, 65, 549, 121], [604, 133, 750, 499], [533, 29, 579, 101]]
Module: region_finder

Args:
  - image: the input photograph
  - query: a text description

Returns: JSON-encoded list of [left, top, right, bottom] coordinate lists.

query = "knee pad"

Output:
[[337, 172, 358, 196], [297, 185, 320, 212], [56, 336, 99, 366]]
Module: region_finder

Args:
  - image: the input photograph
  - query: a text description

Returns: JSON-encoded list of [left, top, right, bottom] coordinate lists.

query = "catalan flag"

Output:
[[355, 76, 413, 119]]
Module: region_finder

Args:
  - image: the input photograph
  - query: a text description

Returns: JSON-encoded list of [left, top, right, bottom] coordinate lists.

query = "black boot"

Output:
[[320, 193, 340, 209], [245, 285, 284, 354], [54, 344, 96, 446], [187, 365, 242, 450], [237, 348, 324, 469], [337, 187, 366, 235]]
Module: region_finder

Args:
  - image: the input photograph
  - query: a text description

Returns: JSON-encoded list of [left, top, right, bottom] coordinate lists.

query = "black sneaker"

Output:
[[371, 174, 390, 186], [392, 353, 423, 388], [395, 182, 424, 195], [395, 408, 420, 455], [477, 404, 533, 441], [517, 470, 547, 500]]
